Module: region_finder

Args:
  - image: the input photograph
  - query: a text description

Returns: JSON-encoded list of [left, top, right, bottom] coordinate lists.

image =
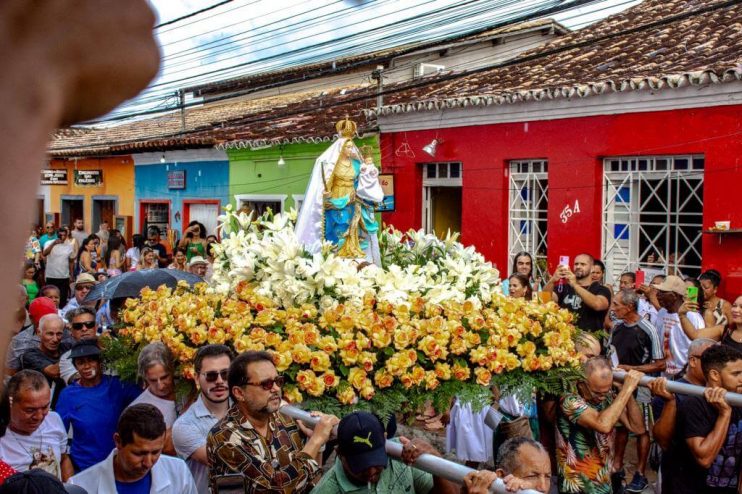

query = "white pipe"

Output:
[[279, 405, 542, 494], [613, 370, 742, 407]]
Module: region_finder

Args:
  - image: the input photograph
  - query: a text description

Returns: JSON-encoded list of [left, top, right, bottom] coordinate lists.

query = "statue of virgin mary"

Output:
[[295, 118, 384, 265]]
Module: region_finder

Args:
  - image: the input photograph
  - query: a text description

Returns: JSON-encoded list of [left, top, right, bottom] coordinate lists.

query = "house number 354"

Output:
[[560, 200, 581, 223]]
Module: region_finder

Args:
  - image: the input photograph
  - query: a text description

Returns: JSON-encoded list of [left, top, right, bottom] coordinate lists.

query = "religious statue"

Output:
[[295, 118, 384, 265]]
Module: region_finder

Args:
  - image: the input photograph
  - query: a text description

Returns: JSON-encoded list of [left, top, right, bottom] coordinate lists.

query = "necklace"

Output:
[[10, 428, 44, 459]]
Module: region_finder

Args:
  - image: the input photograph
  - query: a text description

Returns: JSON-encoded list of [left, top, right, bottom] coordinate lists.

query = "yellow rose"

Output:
[[452, 362, 471, 381], [474, 367, 492, 386], [358, 352, 377, 373], [374, 369, 394, 389], [317, 336, 338, 354], [264, 332, 283, 349], [348, 367, 368, 390], [321, 371, 340, 389], [418, 335, 448, 362], [274, 351, 292, 372], [434, 362, 452, 380], [517, 341, 537, 358], [309, 351, 331, 373], [424, 371, 440, 391], [283, 385, 304, 404], [290, 344, 312, 364], [337, 386, 357, 405], [360, 383, 375, 400], [304, 377, 326, 397], [296, 369, 317, 391]]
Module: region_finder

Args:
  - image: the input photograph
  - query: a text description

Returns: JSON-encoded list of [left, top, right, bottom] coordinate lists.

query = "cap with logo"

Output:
[[651, 275, 686, 296], [336, 411, 388, 474]]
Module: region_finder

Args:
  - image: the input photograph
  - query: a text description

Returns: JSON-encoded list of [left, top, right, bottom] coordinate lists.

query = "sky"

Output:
[[100, 0, 641, 122]]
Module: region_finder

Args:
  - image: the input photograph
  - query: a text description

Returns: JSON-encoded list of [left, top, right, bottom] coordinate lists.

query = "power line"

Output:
[[154, 0, 235, 29], [97, 0, 604, 121]]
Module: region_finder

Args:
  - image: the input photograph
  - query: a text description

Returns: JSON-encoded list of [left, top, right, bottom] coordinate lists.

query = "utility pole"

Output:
[[178, 89, 186, 132], [371, 65, 384, 109]]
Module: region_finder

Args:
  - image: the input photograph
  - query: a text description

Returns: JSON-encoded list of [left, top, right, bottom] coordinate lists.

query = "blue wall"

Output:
[[134, 160, 230, 235]]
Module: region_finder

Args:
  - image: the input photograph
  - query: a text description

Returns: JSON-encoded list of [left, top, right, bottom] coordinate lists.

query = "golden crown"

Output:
[[335, 117, 357, 138]]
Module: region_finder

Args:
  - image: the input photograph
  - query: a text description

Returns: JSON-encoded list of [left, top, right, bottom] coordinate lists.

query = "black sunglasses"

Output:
[[245, 375, 285, 391], [71, 321, 96, 330], [201, 369, 228, 383]]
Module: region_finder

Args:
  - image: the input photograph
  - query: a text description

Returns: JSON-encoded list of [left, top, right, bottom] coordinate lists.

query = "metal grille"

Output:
[[508, 160, 548, 281], [602, 155, 704, 284]]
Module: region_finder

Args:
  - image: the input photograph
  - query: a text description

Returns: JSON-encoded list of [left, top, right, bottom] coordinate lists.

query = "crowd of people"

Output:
[[0, 246, 739, 494], [444, 251, 741, 494]]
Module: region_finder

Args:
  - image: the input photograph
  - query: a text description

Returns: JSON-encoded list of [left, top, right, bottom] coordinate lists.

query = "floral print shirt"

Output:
[[207, 405, 320, 493], [556, 391, 616, 494]]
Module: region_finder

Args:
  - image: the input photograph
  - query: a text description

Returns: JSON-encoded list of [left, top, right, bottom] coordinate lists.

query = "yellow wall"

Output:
[[48, 157, 135, 232]]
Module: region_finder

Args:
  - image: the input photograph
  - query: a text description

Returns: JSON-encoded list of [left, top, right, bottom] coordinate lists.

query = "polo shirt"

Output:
[[173, 395, 228, 494], [311, 456, 433, 494]]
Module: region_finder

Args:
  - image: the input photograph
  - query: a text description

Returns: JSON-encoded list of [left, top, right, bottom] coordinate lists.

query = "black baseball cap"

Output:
[[0, 470, 87, 494], [337, 411, 388, 474], [69, 338, 101, 360]]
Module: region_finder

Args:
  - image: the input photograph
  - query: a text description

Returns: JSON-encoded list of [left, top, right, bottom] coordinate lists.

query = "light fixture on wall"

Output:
[[422, 139, 439, 157], [277, 144, 286, 167], [160, 154, 166, 164]]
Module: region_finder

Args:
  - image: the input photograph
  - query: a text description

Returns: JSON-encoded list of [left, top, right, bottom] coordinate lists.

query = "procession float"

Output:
[[106, 118, 582, 418]]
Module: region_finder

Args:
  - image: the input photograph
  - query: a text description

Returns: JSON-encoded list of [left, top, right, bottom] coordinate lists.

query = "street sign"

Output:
[[168, 170, 186, 189], [74, 169, 103, 186], [41, 169, 68, 185]]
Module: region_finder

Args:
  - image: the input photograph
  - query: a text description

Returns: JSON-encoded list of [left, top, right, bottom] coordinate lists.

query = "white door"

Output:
[[188, 203, 219, 237]]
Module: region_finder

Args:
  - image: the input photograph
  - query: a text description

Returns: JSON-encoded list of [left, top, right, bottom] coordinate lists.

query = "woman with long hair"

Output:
[[104, 235, 124, 276], [699, 269, 733, 327], [136, 247, 158, 270], [167, 248, 188, 271], [508, 273, 533, 300], [178, 221, 207, 263], [20, 261, 40, 303], [76, 236, 98, 276], [125, 234, 145, 271], [501, 251, 536, 296]]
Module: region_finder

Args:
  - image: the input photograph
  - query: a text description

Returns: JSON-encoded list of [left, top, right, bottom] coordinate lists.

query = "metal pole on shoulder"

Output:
[[612, 371, 742, 407], [279, 405, 542, 494]]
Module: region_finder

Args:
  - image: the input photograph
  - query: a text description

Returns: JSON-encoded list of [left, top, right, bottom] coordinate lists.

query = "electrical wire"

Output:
[[95, 0, 606, 121], [154, 0, 235, 29]]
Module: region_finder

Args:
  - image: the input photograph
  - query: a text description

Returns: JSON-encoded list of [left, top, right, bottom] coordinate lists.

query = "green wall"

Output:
[[228, 136, 380, 213]]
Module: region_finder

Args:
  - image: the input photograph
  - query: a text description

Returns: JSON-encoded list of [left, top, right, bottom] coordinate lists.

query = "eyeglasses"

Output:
[[75, 285, 93, 292], [244, 375, 285, 390], [201, 369, 229, 383], [71, 321, 96, 330]]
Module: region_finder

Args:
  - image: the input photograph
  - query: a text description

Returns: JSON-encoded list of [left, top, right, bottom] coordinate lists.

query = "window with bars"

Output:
[[508, 160, 548, 281], [602, 155, 704, 284]]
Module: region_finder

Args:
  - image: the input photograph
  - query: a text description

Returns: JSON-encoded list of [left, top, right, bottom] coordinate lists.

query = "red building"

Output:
[[373, 0, 742, 295]]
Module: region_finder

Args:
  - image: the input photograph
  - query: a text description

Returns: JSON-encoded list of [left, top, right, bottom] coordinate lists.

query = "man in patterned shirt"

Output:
[[556, 358, 645, 494], [207, 350, 339, 493]]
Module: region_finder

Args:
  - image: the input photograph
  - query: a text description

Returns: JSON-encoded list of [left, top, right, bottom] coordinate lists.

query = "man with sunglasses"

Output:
[[555, 358, 645, 494], [208, 350, 340, 493], [55, 338, 142, 473], [60, 273, 98, 322], [58, 307, 98, 384], [173, 344, 234, 494]]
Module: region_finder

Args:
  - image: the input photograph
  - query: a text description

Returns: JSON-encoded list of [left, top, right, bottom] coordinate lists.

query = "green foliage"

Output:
[[101, 336, 139, 384]]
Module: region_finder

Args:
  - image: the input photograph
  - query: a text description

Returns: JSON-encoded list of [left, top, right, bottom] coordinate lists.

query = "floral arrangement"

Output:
[[107, 207, 582, 416]]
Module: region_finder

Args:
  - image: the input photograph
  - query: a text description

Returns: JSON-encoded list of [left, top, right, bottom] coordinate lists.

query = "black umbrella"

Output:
[[84, 268, 204, 301]]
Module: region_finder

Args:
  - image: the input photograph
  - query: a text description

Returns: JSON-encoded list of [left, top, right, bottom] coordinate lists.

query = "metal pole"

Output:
[[279, 405, 541, 494], [613, 371, 742, 407]]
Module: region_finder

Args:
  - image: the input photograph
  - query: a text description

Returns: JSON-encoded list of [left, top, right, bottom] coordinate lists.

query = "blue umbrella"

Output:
[[84, 269, 204, 301]]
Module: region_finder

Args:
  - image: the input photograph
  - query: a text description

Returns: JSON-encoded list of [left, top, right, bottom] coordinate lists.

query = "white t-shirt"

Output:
[[45, 241, 75, 279], [128, 388, 178, 427], [125, 247, 140, 271], [655, 308, 705, 376], [0, 411, 68, 479]]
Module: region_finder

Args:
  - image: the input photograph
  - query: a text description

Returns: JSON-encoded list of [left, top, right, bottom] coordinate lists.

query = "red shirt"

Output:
[[0, 460, 16, 484]]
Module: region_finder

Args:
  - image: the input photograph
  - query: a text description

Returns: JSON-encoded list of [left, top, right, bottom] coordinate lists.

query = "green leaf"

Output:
[[338, 365, 349, 377]]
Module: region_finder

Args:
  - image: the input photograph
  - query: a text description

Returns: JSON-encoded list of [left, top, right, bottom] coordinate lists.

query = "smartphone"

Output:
[[559, 255, 570, 268], [635, 269, 645, 286], [687, 286, 699, 303]]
